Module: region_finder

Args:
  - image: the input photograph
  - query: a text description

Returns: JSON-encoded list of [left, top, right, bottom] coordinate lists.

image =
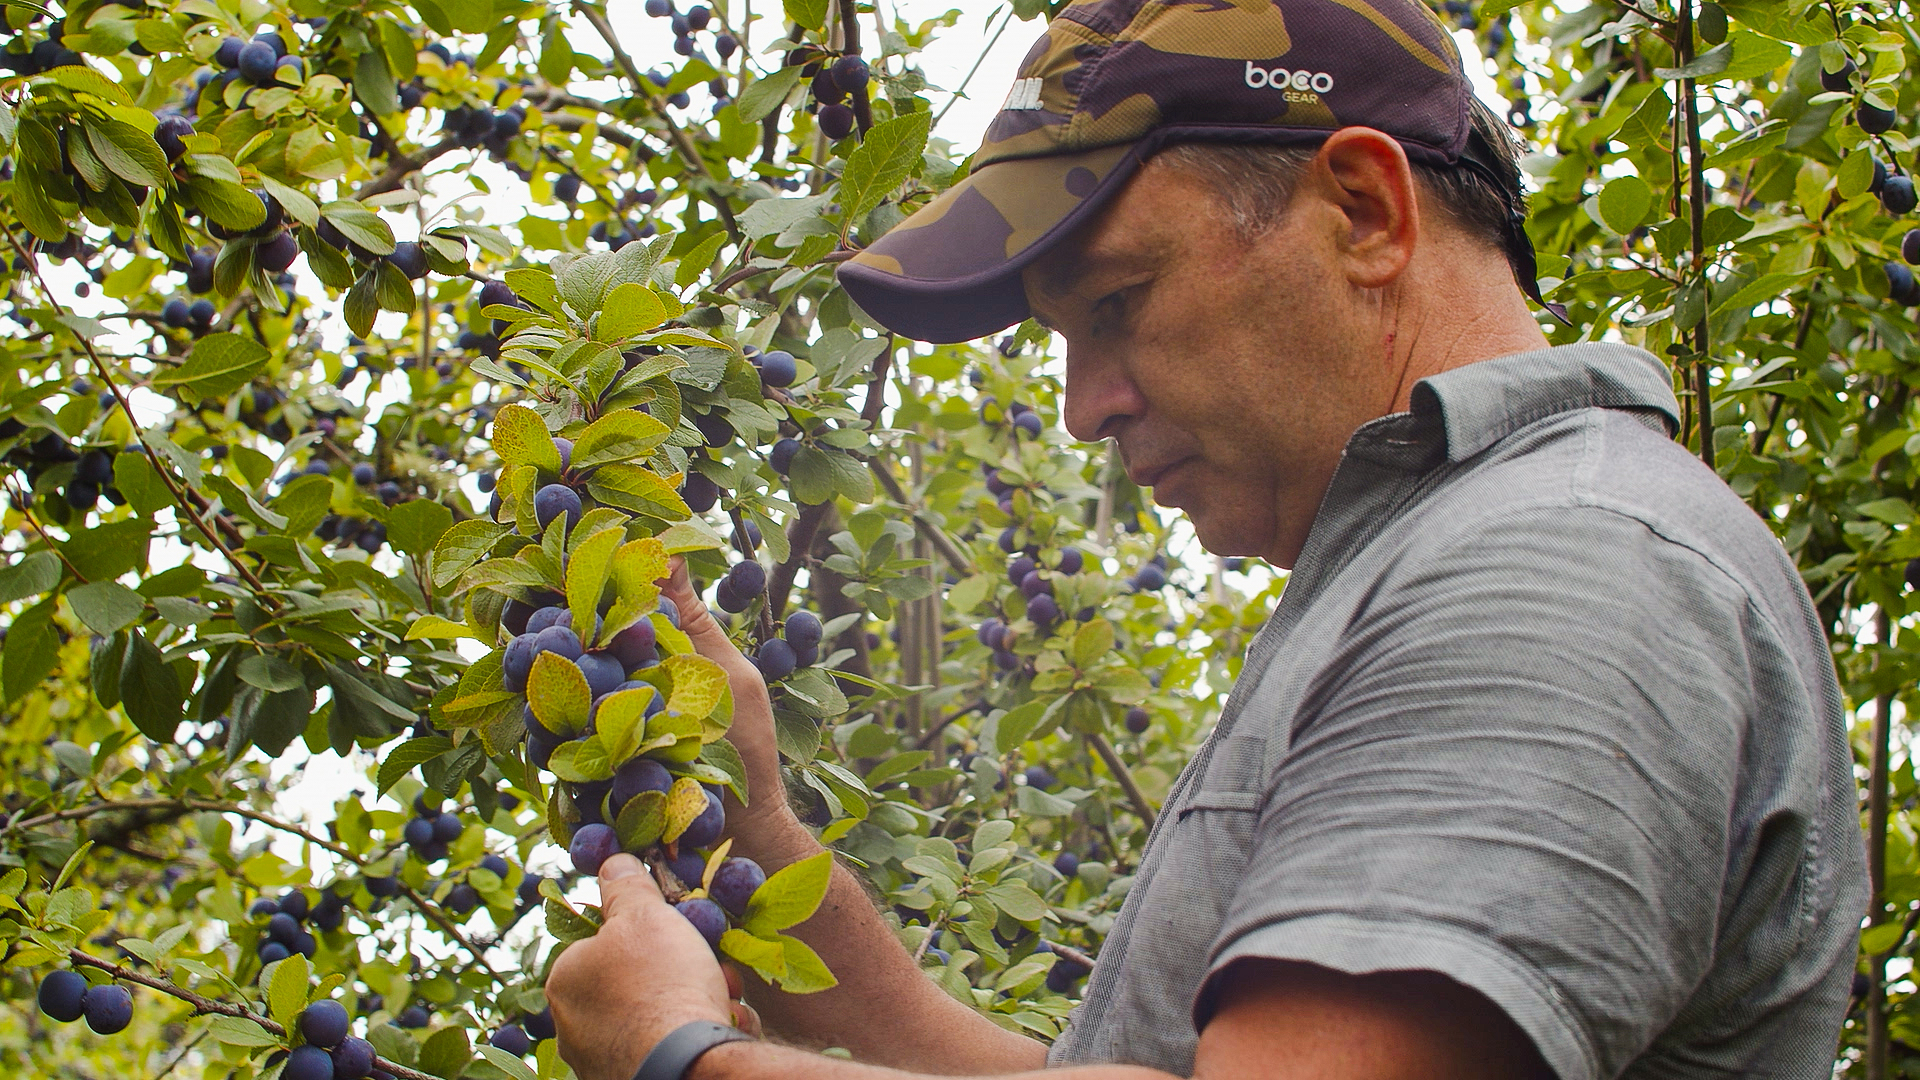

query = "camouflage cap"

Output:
[[838, 0, 1550, 344]]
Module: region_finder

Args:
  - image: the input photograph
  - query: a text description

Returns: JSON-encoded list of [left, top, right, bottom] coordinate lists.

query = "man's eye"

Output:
[[1093, 286, 1132, 320]]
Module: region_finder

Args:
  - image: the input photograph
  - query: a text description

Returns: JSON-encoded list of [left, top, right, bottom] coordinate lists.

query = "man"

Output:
[[547, 0, 1867, 1077]]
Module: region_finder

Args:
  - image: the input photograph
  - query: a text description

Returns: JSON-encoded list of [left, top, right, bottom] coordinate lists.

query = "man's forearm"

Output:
[[690, 1040, 1170, 1080], [730, 823, 1045, 1074]]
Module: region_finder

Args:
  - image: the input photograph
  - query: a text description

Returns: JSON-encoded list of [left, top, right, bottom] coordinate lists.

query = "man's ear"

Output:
[[1308, 127, 1421, 291]]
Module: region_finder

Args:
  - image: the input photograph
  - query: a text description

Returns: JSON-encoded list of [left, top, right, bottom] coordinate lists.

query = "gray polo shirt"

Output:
[[1047, 343, 1867, 1078]]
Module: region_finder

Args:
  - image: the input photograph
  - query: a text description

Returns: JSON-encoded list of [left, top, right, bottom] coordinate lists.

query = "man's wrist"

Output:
[[681, 1035, 757, 1080]]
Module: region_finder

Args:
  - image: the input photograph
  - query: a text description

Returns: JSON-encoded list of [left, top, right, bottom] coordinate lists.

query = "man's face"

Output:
[[1022, 157, 1386, 567]]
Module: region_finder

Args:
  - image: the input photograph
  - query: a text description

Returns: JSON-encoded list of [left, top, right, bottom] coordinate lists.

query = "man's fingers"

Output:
[[595, 853, 665, 923], [723, 963, 744, 1000], [729, 1001, 762, 1038], [659, 557, 765, 687]]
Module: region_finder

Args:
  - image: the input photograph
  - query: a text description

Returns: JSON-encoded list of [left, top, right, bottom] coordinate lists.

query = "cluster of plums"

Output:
[[37, 970, 133, 1034]]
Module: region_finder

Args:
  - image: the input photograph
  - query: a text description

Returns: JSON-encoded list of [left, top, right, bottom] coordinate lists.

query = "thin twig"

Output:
[[1085, 732, 1156, 830]]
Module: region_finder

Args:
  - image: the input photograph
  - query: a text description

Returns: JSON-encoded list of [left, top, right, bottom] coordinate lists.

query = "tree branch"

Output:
[[66, 949, 439, 1080], [1085, 732, 1156, 831]]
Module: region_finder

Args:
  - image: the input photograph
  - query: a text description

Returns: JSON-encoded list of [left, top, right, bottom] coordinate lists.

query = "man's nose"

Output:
[[1062, 345, 1147, 443]]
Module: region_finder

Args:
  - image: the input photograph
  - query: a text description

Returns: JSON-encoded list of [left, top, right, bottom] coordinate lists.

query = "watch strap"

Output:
[[631, 1020, 753, 1080]]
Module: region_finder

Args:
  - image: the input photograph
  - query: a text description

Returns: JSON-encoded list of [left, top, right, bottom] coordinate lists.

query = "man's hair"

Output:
[[1152, 96, 1526, 257]]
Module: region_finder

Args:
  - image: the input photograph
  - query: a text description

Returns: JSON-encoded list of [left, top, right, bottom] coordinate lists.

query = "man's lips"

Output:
[[1127, 457, 1190, 489]]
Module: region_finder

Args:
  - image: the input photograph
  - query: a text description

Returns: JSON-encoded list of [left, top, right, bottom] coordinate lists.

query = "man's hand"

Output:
[[548, 853, 741, 1080], [657, 557, 810, 855]]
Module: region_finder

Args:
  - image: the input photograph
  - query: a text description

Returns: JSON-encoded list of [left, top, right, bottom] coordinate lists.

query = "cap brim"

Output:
[[836, 142, 1147, 343]]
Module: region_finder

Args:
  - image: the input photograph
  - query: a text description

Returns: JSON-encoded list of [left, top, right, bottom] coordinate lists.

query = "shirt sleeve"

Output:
[[1196, 505, 1763, 1080]]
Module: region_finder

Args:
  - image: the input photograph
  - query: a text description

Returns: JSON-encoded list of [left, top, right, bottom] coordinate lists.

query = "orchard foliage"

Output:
[[0, 0, 1913, 1075]]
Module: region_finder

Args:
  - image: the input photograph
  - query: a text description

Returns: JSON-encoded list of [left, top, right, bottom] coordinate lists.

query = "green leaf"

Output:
[[388, 499, 454, 559], [320, 201, 396, 256], [150, 332, 270, 401], [492, 403, 562, 474], [476, 1046, 539, 1080], [788, 446, 838, 505], [81, 117, 169, 189], [983, 880, 1048, 922], [432, 519, 509, 588], [62, 517, 153, 581], [267, 952, 310, 1025], [1, 599, 59, 705], [238, 653, 305, 692], [355, 47, 400, 115], [839, 111, 933, 222], [676, 231, 728, 289], [528, 651, 591, 737], [773, 933, 838, 993], [378, 736, 455, 794], [573, 410, 673, 471], [596, 282, 668, 341], [737, 65, 803, 124], [743, 850, 833, 935], [65, 581, 143, 635], [344, 272, 379, 338], [418, 1024, 472, 1080], [719, 928, 788, 979], [1654, 42, 1733, 80], [614, 788, 667, 850], [110, 451, 170, 516], [120, 628, 184, 741], [783, 0, 829, 30], [406, 616, 480, 641], [566, 526, 623, 641], [1595, 176, 1653, 234], [0, 550, 61, 603], [539, 26, 575, 85]]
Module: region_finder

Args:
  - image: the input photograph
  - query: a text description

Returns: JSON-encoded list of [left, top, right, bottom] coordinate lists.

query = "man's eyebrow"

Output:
[[1032, 247, 1154, 301]]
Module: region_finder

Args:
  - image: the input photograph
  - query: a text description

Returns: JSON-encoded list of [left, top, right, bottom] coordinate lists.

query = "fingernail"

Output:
[[601, 854, 640, 880]]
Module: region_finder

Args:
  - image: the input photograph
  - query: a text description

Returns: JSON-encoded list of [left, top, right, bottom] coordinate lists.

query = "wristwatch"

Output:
[[630, 1020, 754, 1080]]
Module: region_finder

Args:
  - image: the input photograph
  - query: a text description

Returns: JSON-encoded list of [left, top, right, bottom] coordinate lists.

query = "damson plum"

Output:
[[502, 633, 537, 691], [526, 605, 569, 634], [154, 114, 194, 160], [757, 350, 797, 387], [38, 970, 88, 1022], [676, 898, 727, 947], [753, 638, 796, 683], [681, 472, 719, 512], [569, 823, 620, 874], [708, 857, 765, 916], [818, 104, 856, 141], [333, 1036, 376, 1079], [237, 40, 278, 83], [607, 620, 657, 670], [269, 912, 301, 945], [298, 999, 349, 1048], [1026, 594, 1061, 626], [784, 610, 823, 650], [284, 1044, 333, 1080], [490, 1025, 532, 1057], [431, 814, 463, 843], [444, 883, 479, 914], [257, 230, 298, 272], [403, 817, 434, 847], [1125, 707, 1151, 734], [385, 242, 428, 279], [769, 437, 800, 475], [1054, 851, 1080, 878], [533, 484, 582, 530], [665, 849, 708, 889], [577, 651, 624, 697], [726, 560, 766, 597], [532, 625, 583, 662], [610, 758, 672, 812], [524, 1007, 556, 1040], [82, 984, 133, 1034], [678, 789, 726, 848]]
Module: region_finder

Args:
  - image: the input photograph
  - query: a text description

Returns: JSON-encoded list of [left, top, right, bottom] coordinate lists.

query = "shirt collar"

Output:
[[1346, 342, 1681, 469]]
